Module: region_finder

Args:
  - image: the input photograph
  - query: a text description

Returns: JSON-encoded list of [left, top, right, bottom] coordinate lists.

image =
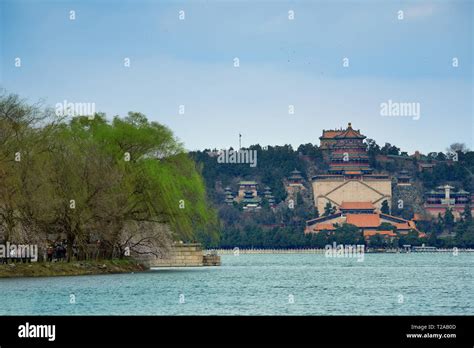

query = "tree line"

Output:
[[0, 93, 219, 261]]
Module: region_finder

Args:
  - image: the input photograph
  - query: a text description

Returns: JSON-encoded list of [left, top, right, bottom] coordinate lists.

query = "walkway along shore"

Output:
[[208, 248, 474, 255]]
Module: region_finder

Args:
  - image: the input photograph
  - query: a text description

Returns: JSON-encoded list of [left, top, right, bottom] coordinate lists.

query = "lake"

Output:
[[1, 253, 473, 315]]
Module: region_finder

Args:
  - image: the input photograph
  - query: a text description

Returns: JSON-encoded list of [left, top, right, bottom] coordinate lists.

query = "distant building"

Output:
[[327, 123, 371, 175], [285, 169, 306, 204], [305, 201, 422, 238], [312, 173, 391, 213], [363, 230, 397, 241], [418, 163, 435, 173], [397, 170, 411, 186], [263, 186, 276, 208], [319, 128, 345, 151], [241, 190, 261, 211], [236, 181, 258, 201], [313, 123, 391, 213], [224, 187, 234, 205], [424, 185, 472, 220], [288, 169, 304, 187], [223, 180, 267, 211], [339, 201, 377, 214]]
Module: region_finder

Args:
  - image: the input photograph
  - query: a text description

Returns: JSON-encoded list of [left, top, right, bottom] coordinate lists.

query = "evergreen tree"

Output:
[[323, 202, 336, 216], [463, 204, 472, 223], [444, 208, 455, 230], [381, 200, 390, 215], [314, 206, 320, 218], [427, 232, 438, 247]]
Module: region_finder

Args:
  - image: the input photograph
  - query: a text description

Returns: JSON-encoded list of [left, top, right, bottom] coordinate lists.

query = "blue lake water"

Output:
[[1, 253, 473, 315]]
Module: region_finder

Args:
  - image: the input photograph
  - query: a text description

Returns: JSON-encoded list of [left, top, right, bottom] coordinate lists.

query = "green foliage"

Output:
[[191, 123, 474, 249], [368, 234, 385, 248], [444, 208, 455, 230], [378, 222, 396, 231], [323, 202, 336, 216], [398, 230, 423, 247], [0, 93, 218, 259], [190, 144, 323, 204], [462, 204, 472, 223]]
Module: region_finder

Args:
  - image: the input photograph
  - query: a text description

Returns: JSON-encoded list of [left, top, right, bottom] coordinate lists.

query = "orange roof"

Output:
[[335, 123, 365, 139], [346, 214, 380, 228], [340, 202, 374, 210], [314, 223, 336, 231], [395, 222, 411, 230], [364, 230, 397, 237], [413, 214, 422, 221], [345, 171, 362, 175], [321, 131, 342, 139]]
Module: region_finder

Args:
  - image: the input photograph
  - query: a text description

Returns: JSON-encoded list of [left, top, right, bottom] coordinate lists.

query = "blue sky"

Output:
[[1, 0, 473, 153]]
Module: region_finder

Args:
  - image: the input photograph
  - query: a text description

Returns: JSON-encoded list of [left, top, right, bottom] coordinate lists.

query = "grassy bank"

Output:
[[0, 259, 148, 278]]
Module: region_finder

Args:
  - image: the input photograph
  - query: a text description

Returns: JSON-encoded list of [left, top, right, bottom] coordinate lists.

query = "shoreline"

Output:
[[0, 259, 148, 278], [209, 248, 474, 255]]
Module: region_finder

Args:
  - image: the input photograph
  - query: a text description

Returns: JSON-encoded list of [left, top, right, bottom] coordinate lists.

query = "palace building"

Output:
[[226, 180, 277, 211], [312, 123, 391, 214], [327, 123, 371, 175], [311, 122, 392, 217], [305, 201, 423, 239], [241, 190, 261, 211], [236, 181, 258, 201], [424, 185, 473, 220]]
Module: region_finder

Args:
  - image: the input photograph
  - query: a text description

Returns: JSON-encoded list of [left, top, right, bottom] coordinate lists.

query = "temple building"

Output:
[[424, 185, 473, 220], [319, 128, 344, 151], [339, 201, 377, 214], [397, 170, 412, 186], [224, 187, 234, 205], [311, 122, 392, 218], [312, 170, 391, 213], [305, 201, 423, 238], [224, 181, 265, 210], [236, 181, 258, 202], [288, 169, 304, 187], [285, 169, 306, 203], [263, 186, 276, 208], [327, 123, 371, 175], [242, 189, 261, 211]]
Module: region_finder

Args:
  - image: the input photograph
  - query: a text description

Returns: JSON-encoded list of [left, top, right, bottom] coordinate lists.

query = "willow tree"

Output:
[[0, 94, 58, 245], [50, 112, 219, 259], [0, 93, 219, 260]]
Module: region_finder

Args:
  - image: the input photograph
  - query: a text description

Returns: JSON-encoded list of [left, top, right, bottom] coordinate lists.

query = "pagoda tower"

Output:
[[328, 122, 371, 175], [242, 189, 261, 211], [263, 186, 276, 208], [224, 186, 234, 205], [288, 169, 304, 187], [397, 170, 411, 186]]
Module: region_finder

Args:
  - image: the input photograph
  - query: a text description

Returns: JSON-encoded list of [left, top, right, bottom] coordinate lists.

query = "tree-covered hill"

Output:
[[190, 138, 474, 248]]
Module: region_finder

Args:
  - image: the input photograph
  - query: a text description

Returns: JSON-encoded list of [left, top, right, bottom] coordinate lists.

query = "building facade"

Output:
[[424, 185, 473, 220], [305, 201, 422, 238], [328, 123, 371, 174], [312, 173, 391, 214]]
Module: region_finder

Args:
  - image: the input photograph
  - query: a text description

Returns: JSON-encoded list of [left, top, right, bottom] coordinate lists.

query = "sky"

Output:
[[1, 0, 473, 154]]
